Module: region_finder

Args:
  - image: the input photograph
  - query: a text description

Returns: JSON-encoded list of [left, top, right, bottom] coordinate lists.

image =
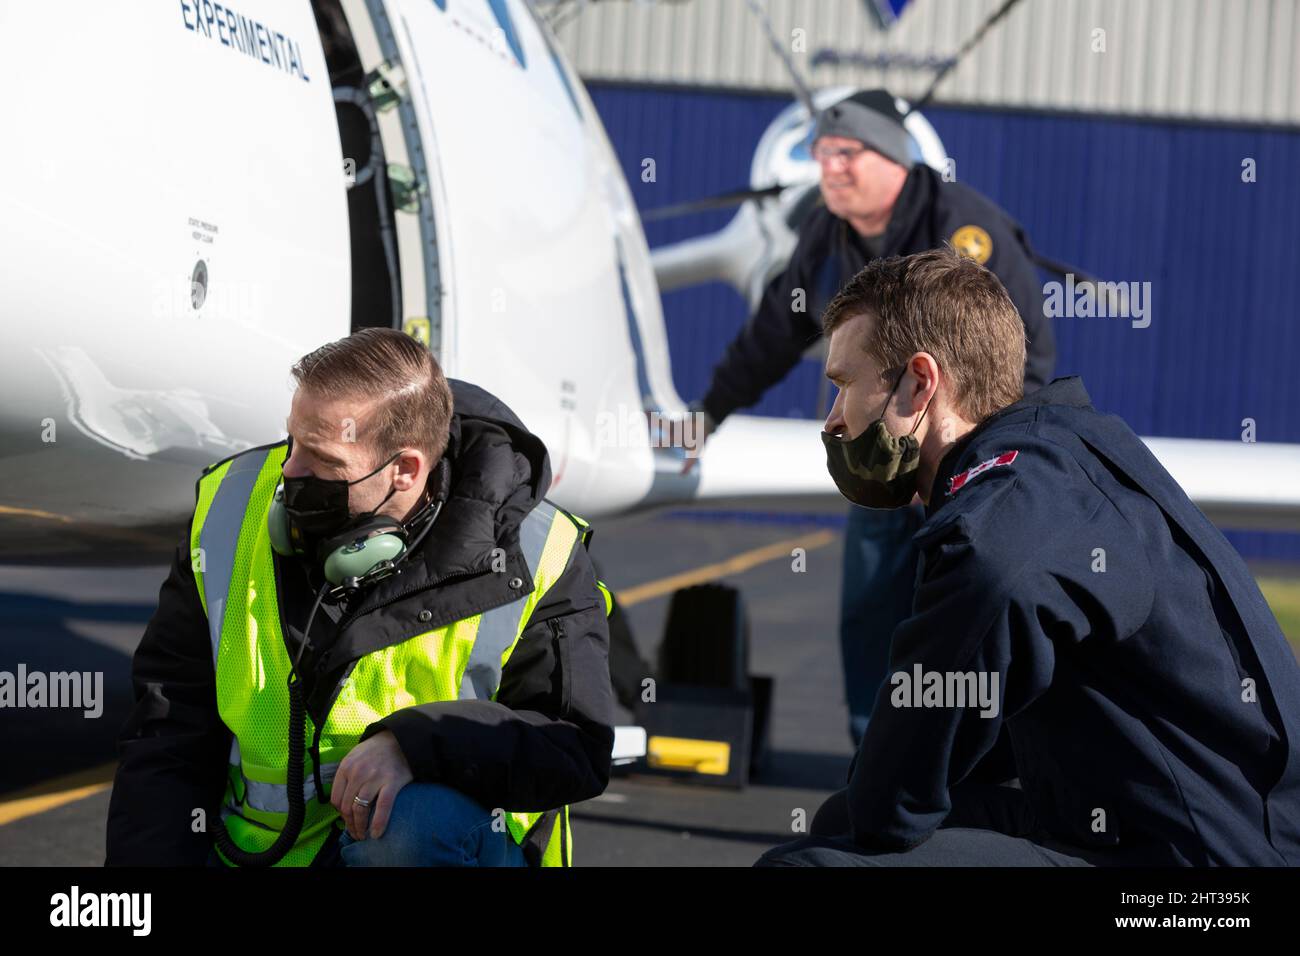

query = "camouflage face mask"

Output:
[[821, 369, 931, 509]]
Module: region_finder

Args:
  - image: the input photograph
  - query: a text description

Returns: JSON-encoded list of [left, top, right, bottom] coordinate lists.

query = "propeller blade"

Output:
[[641, 184, 786, 222]]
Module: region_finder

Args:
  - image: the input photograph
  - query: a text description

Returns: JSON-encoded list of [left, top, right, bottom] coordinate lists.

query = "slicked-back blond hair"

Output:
[[290, 328, 454, 466]]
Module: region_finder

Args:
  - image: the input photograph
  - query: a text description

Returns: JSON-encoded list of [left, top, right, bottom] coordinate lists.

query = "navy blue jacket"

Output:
[[847, 377, 1300, 865], [701, 164, 1056, 423]]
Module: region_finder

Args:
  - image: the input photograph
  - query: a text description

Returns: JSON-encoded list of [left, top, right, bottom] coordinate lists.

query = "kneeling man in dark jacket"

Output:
[[759, 248, 1300, 866]]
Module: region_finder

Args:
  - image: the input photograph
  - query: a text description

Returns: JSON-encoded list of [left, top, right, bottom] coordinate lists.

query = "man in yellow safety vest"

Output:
[[106, 328, 616, 867]]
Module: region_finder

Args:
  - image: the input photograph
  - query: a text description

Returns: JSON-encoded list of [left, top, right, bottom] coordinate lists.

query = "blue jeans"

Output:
[[339, 783, 527, 867], [206, 783, 527, 867], [839, 503, 926, 746]]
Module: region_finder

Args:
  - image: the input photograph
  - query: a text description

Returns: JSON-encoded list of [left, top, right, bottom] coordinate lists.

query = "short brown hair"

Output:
[[821, 246, 1027, 422], [290, 328, 455, 465]]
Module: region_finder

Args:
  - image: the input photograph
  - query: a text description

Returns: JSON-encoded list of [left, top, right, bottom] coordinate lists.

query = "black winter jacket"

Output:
[[701, 164, 1056, 423], [105, 379, 616, 866]]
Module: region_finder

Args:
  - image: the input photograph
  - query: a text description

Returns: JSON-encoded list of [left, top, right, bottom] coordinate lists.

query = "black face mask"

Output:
[[280, 439, 401, 559], [822, 368, 932, 509]]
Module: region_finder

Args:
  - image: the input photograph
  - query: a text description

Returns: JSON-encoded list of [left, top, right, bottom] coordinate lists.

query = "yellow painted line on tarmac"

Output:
[[615, 528, 838, 608], [0, 505, 174, 549], [0, 761, 117, 827], [0, 504, 75, 522]]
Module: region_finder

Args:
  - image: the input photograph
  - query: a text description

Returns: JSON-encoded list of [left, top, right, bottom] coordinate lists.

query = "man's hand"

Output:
[[331, 729, 413, 840], [670, 405, 722, 476], [644, 404, 715, 475], [680, 410, 715, 475]]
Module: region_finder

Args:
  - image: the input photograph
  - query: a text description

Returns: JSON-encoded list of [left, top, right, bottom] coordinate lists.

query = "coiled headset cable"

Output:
[[213, 462, 449, 866]]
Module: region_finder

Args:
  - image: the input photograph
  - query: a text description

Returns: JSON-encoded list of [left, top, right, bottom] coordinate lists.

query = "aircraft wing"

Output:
[[696, 415, 1300, 533], [1142, 437, 1300, 532]]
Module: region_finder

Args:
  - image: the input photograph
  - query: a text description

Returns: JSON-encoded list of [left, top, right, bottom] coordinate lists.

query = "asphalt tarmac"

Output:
[[0, 505, 856, 867]]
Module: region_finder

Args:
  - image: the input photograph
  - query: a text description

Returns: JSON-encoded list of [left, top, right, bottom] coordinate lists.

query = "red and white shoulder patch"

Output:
[[947, 451, 1019, 496]]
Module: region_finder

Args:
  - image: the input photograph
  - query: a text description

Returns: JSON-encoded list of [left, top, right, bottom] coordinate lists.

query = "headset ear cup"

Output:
[[268, 484, 295, 556], [318, 517, 408, 585]]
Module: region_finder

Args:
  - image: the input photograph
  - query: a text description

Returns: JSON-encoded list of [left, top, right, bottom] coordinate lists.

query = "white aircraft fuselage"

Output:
[[1, 0, 1297, 563]]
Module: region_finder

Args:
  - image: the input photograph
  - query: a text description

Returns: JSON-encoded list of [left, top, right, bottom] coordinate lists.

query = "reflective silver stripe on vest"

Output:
[[458, 500, 560, 701], [201, 449, 271, 666], [232, 761, 341, 815]]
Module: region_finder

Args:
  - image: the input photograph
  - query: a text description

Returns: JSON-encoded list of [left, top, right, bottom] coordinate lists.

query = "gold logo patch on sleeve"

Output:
[[950, 224, 993, 264]]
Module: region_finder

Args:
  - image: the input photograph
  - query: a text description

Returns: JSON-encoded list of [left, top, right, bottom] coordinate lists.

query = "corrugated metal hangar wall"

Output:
[[551, 0, 1300, 559], [556, 0, 1300, 123]]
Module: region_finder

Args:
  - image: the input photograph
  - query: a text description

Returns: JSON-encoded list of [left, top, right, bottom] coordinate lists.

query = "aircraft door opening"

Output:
[[313, 0, 402, 334]]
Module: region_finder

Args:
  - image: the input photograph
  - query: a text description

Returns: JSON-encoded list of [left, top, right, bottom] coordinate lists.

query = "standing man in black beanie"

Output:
[[688, 89, 1055, 749]]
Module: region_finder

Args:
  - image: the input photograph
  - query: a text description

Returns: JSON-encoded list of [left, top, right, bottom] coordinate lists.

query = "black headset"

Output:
[[267, 457, 451, 596]]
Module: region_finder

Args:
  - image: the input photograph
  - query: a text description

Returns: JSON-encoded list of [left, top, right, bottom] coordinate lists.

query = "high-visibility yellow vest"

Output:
[[190, 442, 595, 867]]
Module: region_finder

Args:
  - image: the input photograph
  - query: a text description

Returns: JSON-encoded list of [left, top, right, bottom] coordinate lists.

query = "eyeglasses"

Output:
[[811, 144, 868, 166]]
